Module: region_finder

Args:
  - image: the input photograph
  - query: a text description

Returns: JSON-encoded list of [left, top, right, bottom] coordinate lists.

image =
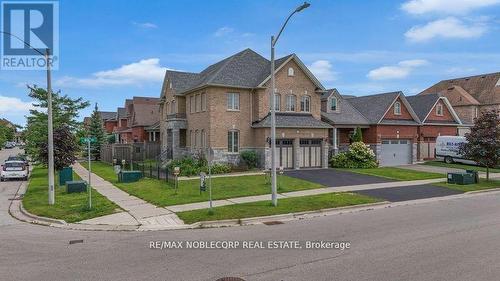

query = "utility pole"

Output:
[[46, 49, 55, 205], [87, 138, 92, 209]]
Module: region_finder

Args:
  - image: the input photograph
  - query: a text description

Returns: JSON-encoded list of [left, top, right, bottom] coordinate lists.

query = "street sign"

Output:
[[80, 137, 97, 144]]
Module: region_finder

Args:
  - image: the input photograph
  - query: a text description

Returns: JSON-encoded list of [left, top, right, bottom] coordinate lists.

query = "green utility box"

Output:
[[447, 173, 475, 185], [58, 167, 73, 186], [119, 171, 143, 183], [466, 170, 479, 184], [66, 180, 87, 193]]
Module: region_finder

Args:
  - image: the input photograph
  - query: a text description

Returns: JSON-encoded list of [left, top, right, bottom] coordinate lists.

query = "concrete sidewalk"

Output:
[[73, 163, 184, 229], [399, 164, 500, 179]]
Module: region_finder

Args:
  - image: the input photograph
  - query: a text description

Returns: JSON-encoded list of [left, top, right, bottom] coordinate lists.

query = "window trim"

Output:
[[301, 95, 311, 112], [201, 92, 207, 111], [394, 101, 401, 115], [226, 93, 240, 111], [330, 97, 338, 112], [190, 96, 195, 113], [436, 103, 444, 116], [227, 130, 239, 153], [287, 67, 294, 77], [274, 93, 281, 112], [285, 94, 296, 112]]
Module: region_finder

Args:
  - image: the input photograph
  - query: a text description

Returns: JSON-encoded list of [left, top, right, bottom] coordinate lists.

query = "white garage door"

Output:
[[300, 139, 322, 168], [380, 139, 412, 166], [274, 139, 294, 169]]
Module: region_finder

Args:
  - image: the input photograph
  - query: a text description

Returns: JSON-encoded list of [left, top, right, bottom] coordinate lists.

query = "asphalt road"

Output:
[[2, 148, 500, 281]]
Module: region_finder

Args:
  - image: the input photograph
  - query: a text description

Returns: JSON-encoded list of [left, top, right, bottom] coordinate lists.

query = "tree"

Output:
[[24, 85, 89, 162], [351, 127, 363, 143], [39, 125, 79, 170], [87, 103, 106, 160], [460, 110, 500, 181], [0, 124, 15, 147]]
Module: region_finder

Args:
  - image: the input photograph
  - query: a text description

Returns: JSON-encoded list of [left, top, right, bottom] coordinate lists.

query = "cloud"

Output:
[[214, 27, 234, 37], [132, 21, 158, 29], [405, 17, 487, 42], [367, 59, 428, 80], [56, 58, 170, 88], [307, 60, 338, 82], [401, 0, 500, 15], [0, 95, 34, 115]]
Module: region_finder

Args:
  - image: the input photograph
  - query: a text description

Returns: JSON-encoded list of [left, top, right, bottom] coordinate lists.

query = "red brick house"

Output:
[[322, 90, 462, 166], [83, 111, 116, 134], [407, 93, 462, 160], [115, 97, 160, 143]]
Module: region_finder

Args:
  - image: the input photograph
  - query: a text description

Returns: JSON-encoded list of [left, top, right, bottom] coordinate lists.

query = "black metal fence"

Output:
[[130, 160, 174, 184]]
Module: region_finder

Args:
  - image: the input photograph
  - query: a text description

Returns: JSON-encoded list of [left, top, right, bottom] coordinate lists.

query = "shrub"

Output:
[[240, 150, 259, 169], [330, 142, 377, 168], [167, 157, 232, 176]]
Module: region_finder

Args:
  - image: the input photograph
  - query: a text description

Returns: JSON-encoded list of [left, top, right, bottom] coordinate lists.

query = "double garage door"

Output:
[[274, 139, 322, 169], [380, 139, 412, 166]]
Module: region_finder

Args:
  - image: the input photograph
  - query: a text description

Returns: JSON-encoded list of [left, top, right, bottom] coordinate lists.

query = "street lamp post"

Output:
[[270, 2, 310, 206], [1, 31, 55, 205]]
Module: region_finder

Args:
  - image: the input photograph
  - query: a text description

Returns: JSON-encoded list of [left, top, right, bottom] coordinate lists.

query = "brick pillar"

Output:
[[172, 128, 180, 159], [294, 137, 301, 169], [322, 140, 329, 168]]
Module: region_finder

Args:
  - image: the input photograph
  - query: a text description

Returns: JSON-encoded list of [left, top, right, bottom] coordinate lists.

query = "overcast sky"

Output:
[[1, 0, 499, 126]]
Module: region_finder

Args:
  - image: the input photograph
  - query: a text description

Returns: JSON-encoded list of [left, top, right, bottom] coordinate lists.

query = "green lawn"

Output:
[[339, 167, 445, 181], [177, 192, 382, 224], [422, 161, 500, 173], [90, 161, 324, 207], [434, 179, 500, 192], [22, 166, 121, 223]]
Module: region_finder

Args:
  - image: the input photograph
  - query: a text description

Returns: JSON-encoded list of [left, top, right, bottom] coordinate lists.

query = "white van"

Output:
[[435, 136, 475, 164]]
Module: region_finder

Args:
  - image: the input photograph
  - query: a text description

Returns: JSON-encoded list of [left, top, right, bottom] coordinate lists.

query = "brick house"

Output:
[[407, 93, 462, 160], [159, 48, 331, 169], [83, 111, 116, 134], [115, 97, 160, 143], [419, 72, 500, 128], [322, 91, 462, 166]]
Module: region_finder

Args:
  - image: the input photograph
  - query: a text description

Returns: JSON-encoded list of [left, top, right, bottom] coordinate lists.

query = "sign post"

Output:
[[207, 148, 213, 213], [80, 137, 97, 209]]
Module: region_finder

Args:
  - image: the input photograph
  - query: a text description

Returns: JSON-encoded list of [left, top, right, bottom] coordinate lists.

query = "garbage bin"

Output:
[[447, 172, 474, 185], [66, 180, 87, 193], [466, 170, 479, 184], [119, 171, 143, 183], [59, 167, 73, 186]]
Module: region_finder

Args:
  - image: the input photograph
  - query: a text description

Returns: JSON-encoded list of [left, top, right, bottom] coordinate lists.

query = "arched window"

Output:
[[288, 67, 294, 76], [330, 97, 338, 111], [301, 95, 311, 112], [394, 101, 401, 115], [286, 95, 296, 111]]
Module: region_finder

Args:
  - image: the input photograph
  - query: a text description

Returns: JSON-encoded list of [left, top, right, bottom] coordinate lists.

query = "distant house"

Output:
[[115, 97, 160, 143], [83, 111, 116, 134], [321, 91, 462, 165], [419, 72, 500, 126], [159, 48, 331, 169]]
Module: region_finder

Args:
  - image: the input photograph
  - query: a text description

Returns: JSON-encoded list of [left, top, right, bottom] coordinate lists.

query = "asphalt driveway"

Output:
[[356, 185, 463, 202], [285, 168, 394, 187]]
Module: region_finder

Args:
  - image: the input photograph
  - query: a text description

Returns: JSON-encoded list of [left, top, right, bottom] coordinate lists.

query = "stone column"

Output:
[[172, 128, 180, 159], [322, 140, 329, 168], [293, 137, 301, 169], [332, 127, 338, 155]]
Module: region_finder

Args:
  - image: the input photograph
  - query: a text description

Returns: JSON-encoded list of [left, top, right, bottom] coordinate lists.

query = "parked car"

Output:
[[7, 155, 29, 167], [435, 136, 475, 164], [4, 142, 15, 149], [1, 160, 29, 181]]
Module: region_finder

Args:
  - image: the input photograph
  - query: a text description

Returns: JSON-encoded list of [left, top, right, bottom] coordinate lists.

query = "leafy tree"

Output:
[[352, 127, 363, 142], [107, 134, 116, 144], [87, 103, 106, 160], [39, 125, 78, 170], [460, 110, 500, 181], [0, 124, 15, 147], [24, 85, 89, 162]]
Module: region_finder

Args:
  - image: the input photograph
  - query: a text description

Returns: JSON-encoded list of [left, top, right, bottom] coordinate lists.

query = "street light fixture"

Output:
[[0, 31, 56, 205], [270, 2, 310, 207]]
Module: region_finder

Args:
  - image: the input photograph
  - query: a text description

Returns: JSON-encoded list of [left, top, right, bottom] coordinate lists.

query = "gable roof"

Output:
[[320, 89, 370, 126], [117, 107, 126, 119], [407, 94, 462, 124], [98, 111, 116, 121], [419, 72, 500, 105], [347, 91, 420, 124], [164, 48, 324, 95]]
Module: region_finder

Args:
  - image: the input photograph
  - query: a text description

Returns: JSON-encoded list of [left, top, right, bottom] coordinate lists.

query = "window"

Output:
[[190, 96, 195, 113], [288, 67, 294, 76], [201, 129, 206, 148], [227, 131, 239, 153], [300, 96, 311, 112], [195, 130, 199, 148], [171, 100, 176, 114], [274, 93, 281, 111], [166, 102, 170, 115], [227, 93, 240, 110], [394, 101, 401, 115], [195, 94, 201, 112], [436, 103, 443, 116], [330, 97, 338, 111], [286, 95, 296, 111], [201, 93, 207, 111]]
